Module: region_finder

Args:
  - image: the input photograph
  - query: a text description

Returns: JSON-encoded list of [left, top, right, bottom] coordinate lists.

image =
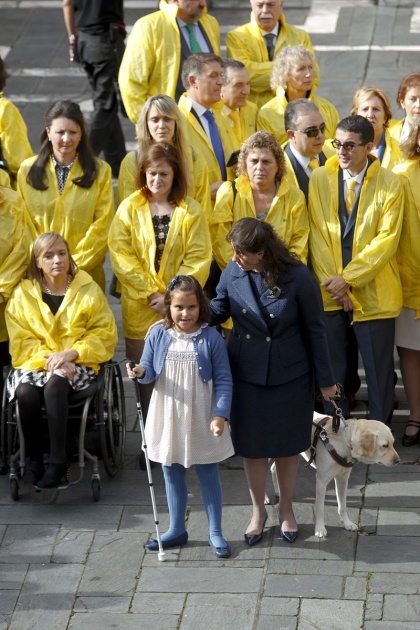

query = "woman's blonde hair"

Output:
[[270, 45, 317, 92], [350, 86, 392, 128], [237, 131, 286, 182], [28, 232, 77, 283], [136, 95, 191, 193]]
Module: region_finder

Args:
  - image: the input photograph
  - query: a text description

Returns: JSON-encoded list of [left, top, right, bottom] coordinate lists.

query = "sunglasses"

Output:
[[332, 140, 367, 152], [293, 123, 326, 138]]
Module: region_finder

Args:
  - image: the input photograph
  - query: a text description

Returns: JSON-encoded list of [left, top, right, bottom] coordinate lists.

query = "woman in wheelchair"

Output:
[[5, 232, 117, 489]]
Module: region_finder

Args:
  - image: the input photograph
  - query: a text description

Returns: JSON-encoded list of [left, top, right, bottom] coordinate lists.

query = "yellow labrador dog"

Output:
[[270, 412, 400, 539]]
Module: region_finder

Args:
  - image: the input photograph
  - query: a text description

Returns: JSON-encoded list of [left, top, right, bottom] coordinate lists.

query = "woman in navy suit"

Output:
[[210, 218, 336, 544]]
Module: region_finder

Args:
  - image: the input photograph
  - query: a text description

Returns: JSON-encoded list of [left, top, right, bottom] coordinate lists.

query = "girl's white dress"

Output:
[[144, 325, 234, 467]]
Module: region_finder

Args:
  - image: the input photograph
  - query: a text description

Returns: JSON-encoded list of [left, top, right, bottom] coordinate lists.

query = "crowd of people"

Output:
[[0, 0, 419, 555]]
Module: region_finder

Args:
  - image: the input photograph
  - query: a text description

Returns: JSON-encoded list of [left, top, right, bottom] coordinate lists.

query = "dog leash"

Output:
[[329, 383, 347, 433]]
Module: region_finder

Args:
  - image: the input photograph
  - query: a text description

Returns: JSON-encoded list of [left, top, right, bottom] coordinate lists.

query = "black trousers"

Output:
[[323, 311, 395, 425], [16, 376, 72, 463], [77, 32, 126, 177]]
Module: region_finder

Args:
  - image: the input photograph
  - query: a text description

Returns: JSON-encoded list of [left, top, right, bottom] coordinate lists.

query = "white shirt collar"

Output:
[[262, 22, 280, 37], [289, 143, 313, 169], [343, 160, 369, 184], [187, 97, 209, 118]]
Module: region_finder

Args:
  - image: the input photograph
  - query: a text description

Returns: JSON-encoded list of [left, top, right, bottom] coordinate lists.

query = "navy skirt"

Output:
[[230, 371, 314, 458]]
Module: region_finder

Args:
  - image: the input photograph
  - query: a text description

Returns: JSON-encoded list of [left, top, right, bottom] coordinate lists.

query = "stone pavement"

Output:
[[1, 1, 420, 628]]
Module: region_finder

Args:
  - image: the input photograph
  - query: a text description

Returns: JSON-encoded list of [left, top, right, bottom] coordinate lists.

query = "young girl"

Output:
[[127, 275, 234, 558]]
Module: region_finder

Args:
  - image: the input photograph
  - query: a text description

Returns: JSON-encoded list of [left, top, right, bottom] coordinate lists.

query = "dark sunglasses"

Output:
[[332, 140, 367, 152], [293, 123, 326, 138]]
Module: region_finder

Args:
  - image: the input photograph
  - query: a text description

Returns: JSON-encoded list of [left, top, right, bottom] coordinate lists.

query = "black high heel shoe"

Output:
[[35, 461, 69, 489], [244, 512, 268, 546], [280, 513, 298, 543], [402, 421, 420, 447]]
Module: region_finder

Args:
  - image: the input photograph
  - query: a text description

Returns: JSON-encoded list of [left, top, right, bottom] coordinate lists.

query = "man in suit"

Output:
[[308, 115, 404, 425], [118, 0, 220, 124], [226, 0, 314, 109], [178, 53, 238, 202], [283, 99, 334, 204], [219, 59, 258, 145]]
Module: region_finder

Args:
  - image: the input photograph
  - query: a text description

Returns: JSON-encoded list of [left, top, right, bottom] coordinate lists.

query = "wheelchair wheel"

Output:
[[0, 382, 8, 473], [99, 362, 126, 477], [1, 384, 19, 471], [92, 479, 100, 501]]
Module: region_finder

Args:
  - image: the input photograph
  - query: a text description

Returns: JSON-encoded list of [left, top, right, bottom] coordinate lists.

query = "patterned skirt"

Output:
[[7, 365, 96, 402]]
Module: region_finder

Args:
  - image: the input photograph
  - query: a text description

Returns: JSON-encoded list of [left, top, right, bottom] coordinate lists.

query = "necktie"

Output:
[[186, 23, 201, 53], [228, 109, 241, 142], [346, 179, 357, 216], [203, 110, 227, 180], [264, 33, 276, 61], [308, 157, 319, 171]]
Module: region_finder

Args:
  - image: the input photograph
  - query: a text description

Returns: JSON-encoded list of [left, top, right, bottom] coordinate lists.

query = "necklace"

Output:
[[42, 275, 71, 296]]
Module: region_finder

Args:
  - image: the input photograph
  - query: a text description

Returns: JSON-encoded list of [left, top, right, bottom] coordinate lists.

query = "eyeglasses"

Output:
[[293, 123, 326, 138], [332, 140, 367, 152]]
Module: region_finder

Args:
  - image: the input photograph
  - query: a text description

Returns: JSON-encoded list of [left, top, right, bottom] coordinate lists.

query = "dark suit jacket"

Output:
[[209, 260, 334, 388]]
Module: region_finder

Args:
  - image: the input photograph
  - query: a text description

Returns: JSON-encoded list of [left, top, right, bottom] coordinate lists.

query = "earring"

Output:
[[416, 146, 420, 154]]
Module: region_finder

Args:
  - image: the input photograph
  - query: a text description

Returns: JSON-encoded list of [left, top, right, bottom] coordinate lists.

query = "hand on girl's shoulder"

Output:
[[144, 319, 166, 340]]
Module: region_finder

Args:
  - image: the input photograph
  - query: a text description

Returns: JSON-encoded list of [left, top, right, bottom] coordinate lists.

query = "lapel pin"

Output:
[[268, 286, 281, 298]]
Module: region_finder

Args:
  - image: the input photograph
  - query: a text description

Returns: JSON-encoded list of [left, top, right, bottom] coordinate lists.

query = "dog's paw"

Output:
[[315, 524, 327, 539], [342, 519, 359, 531]]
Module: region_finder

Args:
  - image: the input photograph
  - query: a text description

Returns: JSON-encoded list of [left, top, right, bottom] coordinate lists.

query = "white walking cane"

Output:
[[129, 361, 165, 561]]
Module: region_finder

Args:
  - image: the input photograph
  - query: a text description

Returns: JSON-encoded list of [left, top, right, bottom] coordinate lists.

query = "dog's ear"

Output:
[[359, 430, 377, 459]]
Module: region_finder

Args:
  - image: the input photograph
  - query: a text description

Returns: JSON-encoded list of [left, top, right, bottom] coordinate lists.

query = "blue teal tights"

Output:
[[161, 462, 227, 548]]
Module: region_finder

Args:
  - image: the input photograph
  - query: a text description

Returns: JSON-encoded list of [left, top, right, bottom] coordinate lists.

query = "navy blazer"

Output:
[[209, 260, 334, 388]]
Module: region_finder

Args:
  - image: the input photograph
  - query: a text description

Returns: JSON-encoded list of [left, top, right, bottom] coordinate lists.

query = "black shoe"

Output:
[[144, 531, 188, 550], [35, 461, 69, 489], [281, 528, 299, 543], [244, 512, 268, 546], [402, 421, 420, 447], [26, 458, 45, 484]]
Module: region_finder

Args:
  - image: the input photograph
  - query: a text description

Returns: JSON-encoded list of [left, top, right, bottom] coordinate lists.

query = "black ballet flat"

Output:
[[35, 461, 69, 489], [26, 458, 45, 484], [402, 421, 420, 447], [244, 512, 268, 546]]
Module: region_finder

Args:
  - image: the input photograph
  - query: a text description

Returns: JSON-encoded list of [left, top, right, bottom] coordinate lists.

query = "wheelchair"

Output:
[[0, 360, 126, 501]]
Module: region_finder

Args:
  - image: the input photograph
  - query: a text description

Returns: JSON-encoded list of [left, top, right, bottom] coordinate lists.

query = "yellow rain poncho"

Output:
[[0, 186, 31, 342], [393, 159, 420, 316], [226, 13, 314, 109], [308, 155, 403, 321], [210, 174, 308, 270], [108, 192, 212, 338], [5, 270, 117, 372], [17, 156, 113, 290], [119, 0, 220, 123]]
